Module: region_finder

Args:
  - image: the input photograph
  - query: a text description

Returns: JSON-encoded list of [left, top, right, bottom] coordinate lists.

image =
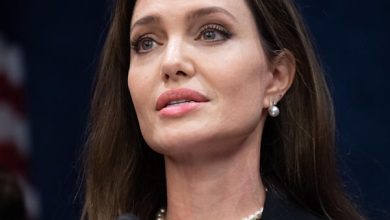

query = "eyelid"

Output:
[[199, 23, 229, 33], [130, 33, 152, 46]]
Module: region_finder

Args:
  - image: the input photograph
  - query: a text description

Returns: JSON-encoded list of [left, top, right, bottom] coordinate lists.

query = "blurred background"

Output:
[[0, 0, 389, 219]]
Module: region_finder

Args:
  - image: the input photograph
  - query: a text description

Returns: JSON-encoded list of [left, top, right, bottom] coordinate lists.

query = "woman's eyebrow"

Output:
[[131, 6, 237, 33], [187, 6, 237, 23], [131, 15, 160, 34]]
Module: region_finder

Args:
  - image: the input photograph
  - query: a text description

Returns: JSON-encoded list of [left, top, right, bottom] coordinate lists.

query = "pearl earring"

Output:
[[268, 101, 280, 117]]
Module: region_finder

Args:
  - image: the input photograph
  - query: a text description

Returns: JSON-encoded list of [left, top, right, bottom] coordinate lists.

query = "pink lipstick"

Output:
[[156, 88, 209, 117]]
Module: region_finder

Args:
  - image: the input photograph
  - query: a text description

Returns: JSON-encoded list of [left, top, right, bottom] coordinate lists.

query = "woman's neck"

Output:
[[163, 137, 265, 220]]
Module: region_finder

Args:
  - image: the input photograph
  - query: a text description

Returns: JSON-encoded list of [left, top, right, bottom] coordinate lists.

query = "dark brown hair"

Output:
[[82, 0, 364, 219]]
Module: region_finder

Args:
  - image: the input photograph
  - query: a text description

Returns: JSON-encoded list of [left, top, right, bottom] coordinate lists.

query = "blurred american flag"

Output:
[[0, 34, 40, 219]]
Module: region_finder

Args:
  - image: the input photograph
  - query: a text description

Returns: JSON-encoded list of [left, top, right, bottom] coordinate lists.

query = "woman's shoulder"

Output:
[[262, 188, 324, 220]]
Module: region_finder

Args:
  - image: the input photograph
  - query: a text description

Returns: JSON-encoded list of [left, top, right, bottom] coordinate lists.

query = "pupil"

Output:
[[142, 39, 153, 49], [204, 31, 216, 40]]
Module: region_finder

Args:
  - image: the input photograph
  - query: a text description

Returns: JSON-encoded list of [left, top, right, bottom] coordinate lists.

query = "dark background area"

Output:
[[1, 0, 389, 219]]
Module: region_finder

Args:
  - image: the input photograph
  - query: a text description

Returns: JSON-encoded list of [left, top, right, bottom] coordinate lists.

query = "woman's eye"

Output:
[[197, 24, 232, 42], [202, 30, 219, 40], [131, 37, 157, 53]]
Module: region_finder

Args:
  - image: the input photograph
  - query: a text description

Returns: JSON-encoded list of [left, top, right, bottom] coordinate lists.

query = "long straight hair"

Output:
[[82, 0, 364, 219]]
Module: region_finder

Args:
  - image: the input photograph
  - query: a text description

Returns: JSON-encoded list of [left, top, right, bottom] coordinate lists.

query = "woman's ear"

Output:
[[263, 49, 296, 107]]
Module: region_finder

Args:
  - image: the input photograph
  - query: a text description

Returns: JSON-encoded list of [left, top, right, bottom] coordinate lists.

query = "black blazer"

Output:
[[117, 189, 324, 220], [262, 188, 323, 220]]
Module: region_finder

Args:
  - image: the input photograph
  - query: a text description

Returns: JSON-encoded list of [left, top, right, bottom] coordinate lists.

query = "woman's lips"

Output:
[[156, 88, 209, 117]]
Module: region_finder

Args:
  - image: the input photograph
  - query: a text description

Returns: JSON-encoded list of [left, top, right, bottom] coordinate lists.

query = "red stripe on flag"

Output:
[[0, 141, 28, 178]]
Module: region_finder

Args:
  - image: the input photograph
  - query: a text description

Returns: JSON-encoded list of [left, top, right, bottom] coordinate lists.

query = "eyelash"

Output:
[[197, 23, 233, 41], [130, 23, 232, 54]]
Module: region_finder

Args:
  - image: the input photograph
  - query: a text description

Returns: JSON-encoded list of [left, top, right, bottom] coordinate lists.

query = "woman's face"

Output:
[[128, 0, 274, 156]]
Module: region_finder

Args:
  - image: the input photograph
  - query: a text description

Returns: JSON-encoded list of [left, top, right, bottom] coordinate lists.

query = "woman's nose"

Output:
[[160, 38, 195, 82]]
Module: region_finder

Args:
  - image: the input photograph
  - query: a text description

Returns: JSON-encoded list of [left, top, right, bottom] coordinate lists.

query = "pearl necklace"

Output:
[[155, 207, 264, 220]]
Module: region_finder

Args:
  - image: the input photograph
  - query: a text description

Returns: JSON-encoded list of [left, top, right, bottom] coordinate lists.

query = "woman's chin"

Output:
[[148, 137, 206, 155], [145, 131, 247, 161]]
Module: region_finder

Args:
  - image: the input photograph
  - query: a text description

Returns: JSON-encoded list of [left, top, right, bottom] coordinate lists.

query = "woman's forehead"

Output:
[[131, 0, 250, 26]]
